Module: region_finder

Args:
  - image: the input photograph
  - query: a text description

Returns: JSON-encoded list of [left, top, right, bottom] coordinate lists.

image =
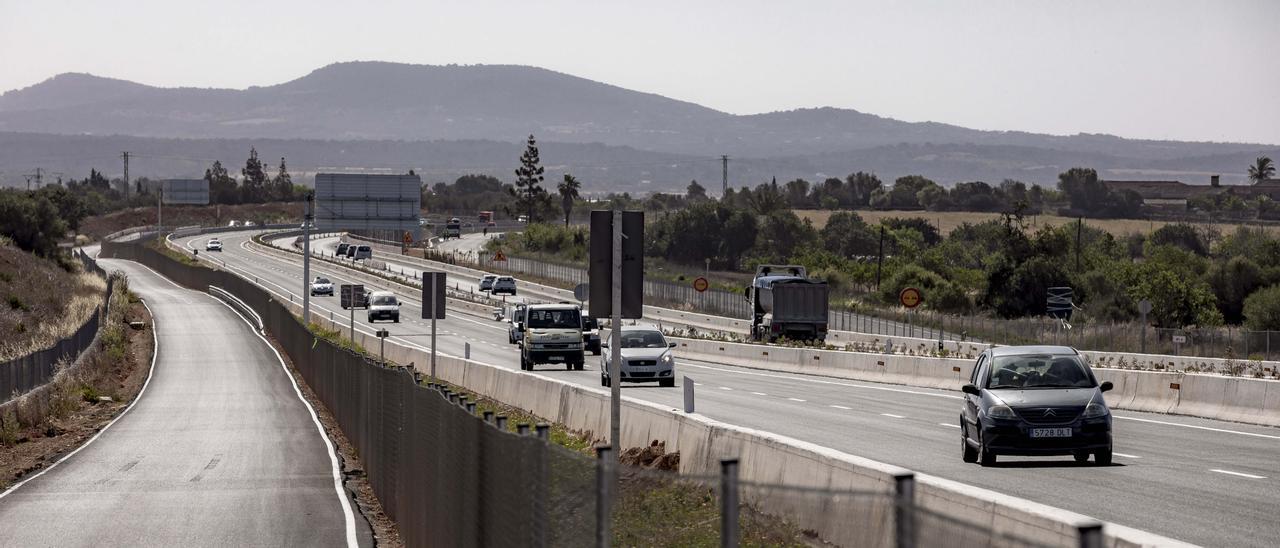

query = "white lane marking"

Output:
[[829, 405, 852, 410], [880, 413, 905, 419], [787, 397, 807, 402], [1113, 452, 1142, 459], [0, 300, 161, 501], [1210, 469, 1267, 479], [751, 392, 768, 396], [719, 386, 733, 391], [1114, 415, 1280, 440], [679, 362, 962, 401], [940, 423, 961, 428], [212, 297, 359, 547]]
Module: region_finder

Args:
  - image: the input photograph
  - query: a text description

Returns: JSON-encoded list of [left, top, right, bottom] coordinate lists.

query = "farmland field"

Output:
[[794, 209, 1279, 236]]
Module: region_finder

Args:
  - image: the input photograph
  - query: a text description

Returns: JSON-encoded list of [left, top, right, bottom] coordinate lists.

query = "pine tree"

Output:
[[513, 134, 546, 222], [241, 147, 268, 203], [273, 157, 294, 201]]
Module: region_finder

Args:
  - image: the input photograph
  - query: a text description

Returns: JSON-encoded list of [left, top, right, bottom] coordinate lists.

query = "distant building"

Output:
[[1225, 179, 1280, 201], [1101, 176, 1222, 211]]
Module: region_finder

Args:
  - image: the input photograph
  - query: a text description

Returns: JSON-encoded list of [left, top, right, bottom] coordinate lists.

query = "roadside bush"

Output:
[[1243, 285, 1280, 331]]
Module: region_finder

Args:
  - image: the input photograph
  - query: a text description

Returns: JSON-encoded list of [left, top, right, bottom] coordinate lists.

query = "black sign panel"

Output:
[[422, 272, 447, 320], [341, 284, 368, 310], [589, 210, 643, 319], [1047, 286, 1073, 320]]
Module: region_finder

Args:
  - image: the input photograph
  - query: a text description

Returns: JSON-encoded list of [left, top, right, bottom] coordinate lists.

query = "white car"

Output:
[[310, 277, 334, 297], [205, 238, 223, 251], [601, 326, 677, 387], [367, 291, 401, 323]]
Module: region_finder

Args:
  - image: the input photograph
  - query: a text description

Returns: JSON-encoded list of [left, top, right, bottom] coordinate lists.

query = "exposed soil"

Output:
[[80, 202, 303, 241], [0, 300, 152, 490]]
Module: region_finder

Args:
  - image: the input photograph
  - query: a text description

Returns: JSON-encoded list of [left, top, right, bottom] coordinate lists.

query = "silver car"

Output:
[[600, 326, 676, 387]]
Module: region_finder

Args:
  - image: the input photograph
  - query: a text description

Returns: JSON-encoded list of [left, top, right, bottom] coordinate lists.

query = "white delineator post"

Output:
[[610, 209, 623, 451]]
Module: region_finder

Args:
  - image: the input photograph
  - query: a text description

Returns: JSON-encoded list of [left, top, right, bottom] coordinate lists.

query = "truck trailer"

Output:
[[746, 265, 829, 343]]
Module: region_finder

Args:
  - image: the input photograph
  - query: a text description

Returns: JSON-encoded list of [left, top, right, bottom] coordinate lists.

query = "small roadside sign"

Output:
[[1172, 334, 1188, 344], [899, 287, 922, 309], [573, 283, 589, 302], [340, 284, 367, 310], [693, 277, 710, 293], [493, 250, 507, 262], [1138, 299, 1152, 315]]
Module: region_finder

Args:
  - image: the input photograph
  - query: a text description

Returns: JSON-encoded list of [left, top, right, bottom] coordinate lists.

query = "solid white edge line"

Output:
[[0, 299, 161, 501], [1112, 452, 1142, 459], [939, 423, 961, 428], [787, 397, 807, 402], [1209, 469, 1267, 479], [880, 413, 905, 419], [1113, 415, 1280, 440], [211, 297, 359, 548], [829, 405, 852, 410]]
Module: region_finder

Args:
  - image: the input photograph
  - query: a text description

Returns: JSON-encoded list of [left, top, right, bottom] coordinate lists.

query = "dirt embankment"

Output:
[[0, 241, 105, 363], [81, 202, 303, 240], [0, 277, 153, 491]]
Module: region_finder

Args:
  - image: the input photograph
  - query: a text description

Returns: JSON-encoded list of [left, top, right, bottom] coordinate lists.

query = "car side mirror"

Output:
[[1099, 381, 1113, 393], [961, 384, 980, 396], [668, 342, 677, 348], [601, 342, 609, 349]]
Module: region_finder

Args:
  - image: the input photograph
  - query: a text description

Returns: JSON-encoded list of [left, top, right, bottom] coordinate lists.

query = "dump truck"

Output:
[[746, 265, 829, 343]]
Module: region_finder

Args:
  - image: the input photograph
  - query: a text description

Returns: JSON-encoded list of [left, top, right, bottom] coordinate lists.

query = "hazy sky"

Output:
[[1, 0, 1277, 144]]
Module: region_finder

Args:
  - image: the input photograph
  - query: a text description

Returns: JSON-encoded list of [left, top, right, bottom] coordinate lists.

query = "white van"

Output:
[[367, 291, 400, 323], [353, 245, 373, 260]]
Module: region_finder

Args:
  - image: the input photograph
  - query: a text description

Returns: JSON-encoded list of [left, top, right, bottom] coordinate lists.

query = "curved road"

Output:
[[0, 257, 368, 547], [181, 230, 1280, 547]]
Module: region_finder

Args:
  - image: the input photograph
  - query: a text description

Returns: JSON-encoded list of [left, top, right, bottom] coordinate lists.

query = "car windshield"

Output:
[[526, 309, 580, 329], [620, 330, 667, 349], [315, 278, 330, 284], [372, 295, 397, 306], [987, 355, 1095, 389]]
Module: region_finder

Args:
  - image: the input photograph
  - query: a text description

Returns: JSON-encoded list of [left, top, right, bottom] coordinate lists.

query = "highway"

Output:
[[180, 229, 1280, 547], [0, 257, 368, 547]]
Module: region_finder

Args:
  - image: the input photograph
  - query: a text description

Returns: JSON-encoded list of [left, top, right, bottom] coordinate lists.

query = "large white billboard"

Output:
[[314, 173, 421, 238]]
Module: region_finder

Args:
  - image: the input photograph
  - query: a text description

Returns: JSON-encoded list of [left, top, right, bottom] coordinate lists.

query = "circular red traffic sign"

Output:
[[693, 277, 710, 293], [899, 287, 922, 309]]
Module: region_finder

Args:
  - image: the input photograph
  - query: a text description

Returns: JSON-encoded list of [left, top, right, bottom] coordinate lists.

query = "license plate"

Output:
[[1030, 428, 1072, 438], [548, 356, 564, 361]]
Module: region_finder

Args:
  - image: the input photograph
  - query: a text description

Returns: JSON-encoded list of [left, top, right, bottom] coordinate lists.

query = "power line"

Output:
[[122, 151, 130, 200]]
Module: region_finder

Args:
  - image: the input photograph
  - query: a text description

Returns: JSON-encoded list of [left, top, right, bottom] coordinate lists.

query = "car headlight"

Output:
[[986, 404, 1017, 420], [661, 353, 674, 365], [1082, 402, 1109, 418]]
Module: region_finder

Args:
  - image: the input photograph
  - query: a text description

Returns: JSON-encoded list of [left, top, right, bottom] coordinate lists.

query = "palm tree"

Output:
[[557, 174, 581, 226], [1248, 156, 1276, 184]]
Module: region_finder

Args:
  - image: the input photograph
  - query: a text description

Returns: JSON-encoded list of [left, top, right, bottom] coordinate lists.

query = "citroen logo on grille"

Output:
[[1043, 409, 1057, 418]]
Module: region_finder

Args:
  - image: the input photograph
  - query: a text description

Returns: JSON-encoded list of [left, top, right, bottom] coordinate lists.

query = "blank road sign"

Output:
[[422, 272, 446, 320], [340, 284, 367, 309], [314, 173, 421, 239], [162, 179, 210, 205]]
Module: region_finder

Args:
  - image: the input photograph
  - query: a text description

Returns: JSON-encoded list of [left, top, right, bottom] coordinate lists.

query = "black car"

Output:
[[960, 346, 1113, 466]]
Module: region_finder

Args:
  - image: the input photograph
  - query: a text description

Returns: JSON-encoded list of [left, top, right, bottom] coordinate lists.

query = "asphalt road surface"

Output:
[[180, 230, 1280, 547], [0, 257, 368, 547]]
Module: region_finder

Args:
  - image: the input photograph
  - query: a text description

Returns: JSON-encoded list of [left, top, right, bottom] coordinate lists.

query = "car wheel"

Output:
[[393, 317, 399, 323], [978, 427, 997, 466], [1073, 450, 1091, 463], [961, 423, 978, 463], [1095, 447, 1113, 466], [659, 378, 675, 388], [600, 375, 608, 387]]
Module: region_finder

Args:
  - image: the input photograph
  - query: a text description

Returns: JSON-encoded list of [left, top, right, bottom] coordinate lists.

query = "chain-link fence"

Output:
[[101, 237, 1114, 548], [1, 249, 115, 403]]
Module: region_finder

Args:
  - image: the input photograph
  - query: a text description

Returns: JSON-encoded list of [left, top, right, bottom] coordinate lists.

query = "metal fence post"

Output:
[[1077, 521, 1103, 548], [517, 423, 530, 436], [596, 446, 614, 548], [465, 342, 471, 360], [483, 411, 495, 424], [894, 472, 916, 548], [720, 458, 740, 548]]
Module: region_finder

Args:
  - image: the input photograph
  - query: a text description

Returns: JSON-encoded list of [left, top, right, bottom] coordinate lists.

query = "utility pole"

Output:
[[609, 209, 623, 450], [876, 225, 885, 291], [1075, 217, 1083, 272], [122, 152, 130, 201], [303, 193, 314, 323], [720, 155, 729, 197], [34, 168, 42, 188]]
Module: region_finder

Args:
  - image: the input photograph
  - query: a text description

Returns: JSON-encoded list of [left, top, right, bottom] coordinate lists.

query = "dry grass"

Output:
[[0, 242, 106, 363], [79, 202, 303, 241], [795, 209, 1280, 237]]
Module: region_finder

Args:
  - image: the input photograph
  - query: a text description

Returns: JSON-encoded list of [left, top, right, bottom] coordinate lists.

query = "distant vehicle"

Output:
[[366, 291, 401, 323], [487, 221, 497, 227], [746, 265, 828, 343], [227, 221, 240, 227], [492, 276, 517, 296], [336, 242, 351, 256], [478, 211, 494, 224], [582, 317, 601, 355], [519, 303, 584, 371], [960, 346, 1113, 467], [310, 277, 334, 297], [205, 238, 222, 251], [600, 326, 676, 387], [508, 303, 528, 344], [517, 215, 529, 223], [244, 221, 256, 227], [353, 245, 373, 260], [345, 244, 358, 258], [443, 217, 462, 239], [479, 274, 497, 292]]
